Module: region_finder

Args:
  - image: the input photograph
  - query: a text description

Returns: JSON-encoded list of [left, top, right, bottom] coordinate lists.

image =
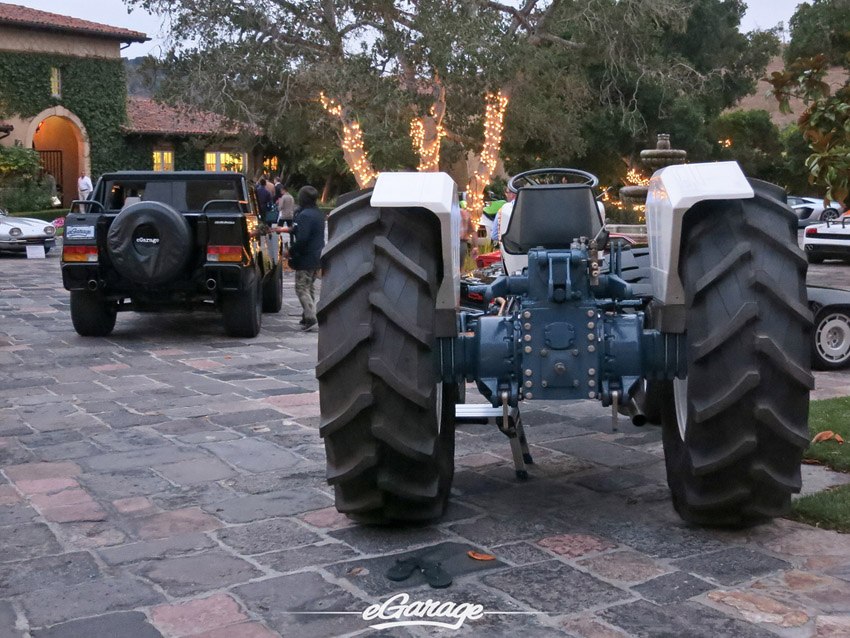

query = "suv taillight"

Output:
[[62, 245, 98, 262], [207, 245, 243, 262]]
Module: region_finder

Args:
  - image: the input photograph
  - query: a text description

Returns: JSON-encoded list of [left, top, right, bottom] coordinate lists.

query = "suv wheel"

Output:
[[262, 259, 283, 313], [222, 270, 263, 337], [70, 290, 117, 336]]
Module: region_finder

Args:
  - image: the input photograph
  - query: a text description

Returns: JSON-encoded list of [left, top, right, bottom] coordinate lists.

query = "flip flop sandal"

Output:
[[419, 560, 452, 589], [386, 557, 420, 582]]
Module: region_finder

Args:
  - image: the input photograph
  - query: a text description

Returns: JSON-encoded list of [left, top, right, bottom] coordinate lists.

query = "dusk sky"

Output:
[[14, 0, 802, 59]]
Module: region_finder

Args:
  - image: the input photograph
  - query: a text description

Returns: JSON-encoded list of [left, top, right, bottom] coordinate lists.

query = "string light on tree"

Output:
[[410, 117, 445, 172], [465, 91, 509, 225], [318, 92, 342, 116], [319, 92, 377, 188]]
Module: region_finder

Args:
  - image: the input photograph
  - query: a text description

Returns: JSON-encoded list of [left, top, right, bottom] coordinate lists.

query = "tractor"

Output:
[[317, 162, 813, 527]]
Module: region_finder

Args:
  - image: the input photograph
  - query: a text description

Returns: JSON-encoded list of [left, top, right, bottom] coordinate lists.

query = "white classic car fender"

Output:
[[646, 161, 754, 310]]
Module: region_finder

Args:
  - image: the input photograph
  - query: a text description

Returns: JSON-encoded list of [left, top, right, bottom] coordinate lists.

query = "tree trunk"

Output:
[[411, 83, 447, 172], [464, 90, 510, 224], [320, 93, 378, 189], [321, 174, 333, 202]]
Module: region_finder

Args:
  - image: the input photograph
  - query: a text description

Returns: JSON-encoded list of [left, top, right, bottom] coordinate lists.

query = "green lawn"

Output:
[[790, 396, 850, 533], [804, 396, 850, 473], [791, 484, 850, 533]]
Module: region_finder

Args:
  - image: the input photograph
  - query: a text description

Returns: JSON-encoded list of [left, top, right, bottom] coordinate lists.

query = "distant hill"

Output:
[[124, 57, 160, 98], [735, 55, 847, 128]]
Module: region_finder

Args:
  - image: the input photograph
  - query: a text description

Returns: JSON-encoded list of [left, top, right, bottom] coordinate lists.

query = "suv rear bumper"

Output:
[[62, 262, 256, 294]]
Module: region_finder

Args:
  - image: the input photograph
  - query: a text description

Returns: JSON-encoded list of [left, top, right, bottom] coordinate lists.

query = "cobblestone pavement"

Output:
[[1, 249, 850, 638]]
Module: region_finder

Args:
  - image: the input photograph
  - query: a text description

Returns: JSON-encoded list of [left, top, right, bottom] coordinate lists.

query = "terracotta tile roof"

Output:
[[0, 2, 148, 43], [124, 97, 256, 136]]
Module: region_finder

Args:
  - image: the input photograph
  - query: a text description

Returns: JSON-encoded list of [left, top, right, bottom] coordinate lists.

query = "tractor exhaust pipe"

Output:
[[626, 398, 647, 427], [87, 279, 99, 291], [205, 278, 217, 291]]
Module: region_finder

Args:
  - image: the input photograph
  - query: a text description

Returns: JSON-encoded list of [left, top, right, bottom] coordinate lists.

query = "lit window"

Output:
[[50, 67, 61, 98], [152, 150, 173, 172], [263, 156, 278, 172], [204, 151, 245, 172]]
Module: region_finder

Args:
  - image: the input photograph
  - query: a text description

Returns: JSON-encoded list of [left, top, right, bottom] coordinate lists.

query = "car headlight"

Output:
[[9, 227, 21, 237], [44, 226, 56, 236]]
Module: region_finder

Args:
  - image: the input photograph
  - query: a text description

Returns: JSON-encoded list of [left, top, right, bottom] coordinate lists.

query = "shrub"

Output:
[[0, 147, 53, 212], [0, 178, 53, 212]]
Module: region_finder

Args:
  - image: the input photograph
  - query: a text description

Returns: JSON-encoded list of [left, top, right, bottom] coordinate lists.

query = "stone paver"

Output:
[[483, 560, 630, 613], [19, 576, 164, 628], [2, 251, 850, 637], [672, 547, 793, 585], [631, 571, 715, 604], [31, 611, 162, 638], [151, 594, 246, 636], [133, 507, 222, 540], [214, 517, 320, 554], [0, 552, 101, 597], [134, 549, 264, 596], [537, 533, 616, 558], [578, 550, 668, 583]]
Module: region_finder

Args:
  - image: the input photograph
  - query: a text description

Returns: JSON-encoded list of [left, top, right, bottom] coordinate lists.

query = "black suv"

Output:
[[61, 171, 283, 338]]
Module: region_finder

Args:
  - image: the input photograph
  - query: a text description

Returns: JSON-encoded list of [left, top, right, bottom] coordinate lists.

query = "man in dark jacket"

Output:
[[287, 185, 325, 331], [256, 179, 274, 222]]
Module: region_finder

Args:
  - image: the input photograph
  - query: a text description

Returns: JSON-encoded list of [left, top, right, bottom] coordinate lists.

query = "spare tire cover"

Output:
[[106, 201, 192, 286]]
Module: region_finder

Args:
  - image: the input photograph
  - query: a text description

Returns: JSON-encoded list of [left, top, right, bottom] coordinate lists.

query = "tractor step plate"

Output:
[[455, 404, 504, 421]]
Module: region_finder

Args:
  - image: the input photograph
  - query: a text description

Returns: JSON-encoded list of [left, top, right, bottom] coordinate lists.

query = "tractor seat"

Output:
[[501, 184, 602, 255]]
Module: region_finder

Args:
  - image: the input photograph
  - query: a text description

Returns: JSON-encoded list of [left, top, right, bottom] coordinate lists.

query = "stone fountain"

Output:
[[619, 133, 687, 211]]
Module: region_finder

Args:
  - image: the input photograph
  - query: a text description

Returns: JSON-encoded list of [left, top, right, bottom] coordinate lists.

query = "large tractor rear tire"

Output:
[[661, 185, 813, 526], [317, 198, 456, 524]]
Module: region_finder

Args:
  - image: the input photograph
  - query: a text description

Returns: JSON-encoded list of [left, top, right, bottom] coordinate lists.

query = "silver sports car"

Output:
[[0, 209, 57, 254]]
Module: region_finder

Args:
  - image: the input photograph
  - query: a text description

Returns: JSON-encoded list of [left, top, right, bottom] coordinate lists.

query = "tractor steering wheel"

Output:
[[507, 168, 599, 193]]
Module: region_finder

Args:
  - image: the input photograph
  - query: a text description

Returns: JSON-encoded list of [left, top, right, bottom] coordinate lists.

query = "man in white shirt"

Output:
[[77, 172, 93, 201]]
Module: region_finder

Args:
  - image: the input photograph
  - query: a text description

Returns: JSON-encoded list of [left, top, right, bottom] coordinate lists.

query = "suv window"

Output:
[[103, 178, 242, 212]]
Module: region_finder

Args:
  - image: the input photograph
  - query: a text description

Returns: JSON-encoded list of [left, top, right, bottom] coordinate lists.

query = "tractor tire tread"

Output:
[[319, 203, 454, 523], [661, 192, 811, 527]]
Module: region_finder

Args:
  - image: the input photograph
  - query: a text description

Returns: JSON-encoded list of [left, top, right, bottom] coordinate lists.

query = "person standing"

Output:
[[256, 178, 274, 222], [77, 172, 93, 201], [492, 187, 516, 244], [277, 187, 295, 225], [44, 171, 57, 197], [287, 185, 324, 331]]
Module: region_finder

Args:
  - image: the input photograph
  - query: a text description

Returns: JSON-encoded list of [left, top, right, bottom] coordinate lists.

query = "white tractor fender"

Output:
[[646, 161, 754, 312], [370, 172, 460, 335]]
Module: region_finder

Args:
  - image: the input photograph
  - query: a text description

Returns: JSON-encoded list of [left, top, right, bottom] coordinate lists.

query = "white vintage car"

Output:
[[803, 213, 850, 263], [0, 208, 57, 254]]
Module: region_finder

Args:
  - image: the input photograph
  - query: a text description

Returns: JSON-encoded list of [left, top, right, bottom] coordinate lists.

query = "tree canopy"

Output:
[[131, 0, 778, 200], [785, 0, 850, 66], [767, 0, 850, 203]]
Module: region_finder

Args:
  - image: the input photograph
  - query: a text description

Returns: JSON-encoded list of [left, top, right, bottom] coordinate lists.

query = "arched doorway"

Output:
[[26, 107, 90, 207]]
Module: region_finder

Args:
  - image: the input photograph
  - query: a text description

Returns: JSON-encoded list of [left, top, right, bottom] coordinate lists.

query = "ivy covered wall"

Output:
[[0, 52, 129, 177], [0, 52, 203, 177]]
